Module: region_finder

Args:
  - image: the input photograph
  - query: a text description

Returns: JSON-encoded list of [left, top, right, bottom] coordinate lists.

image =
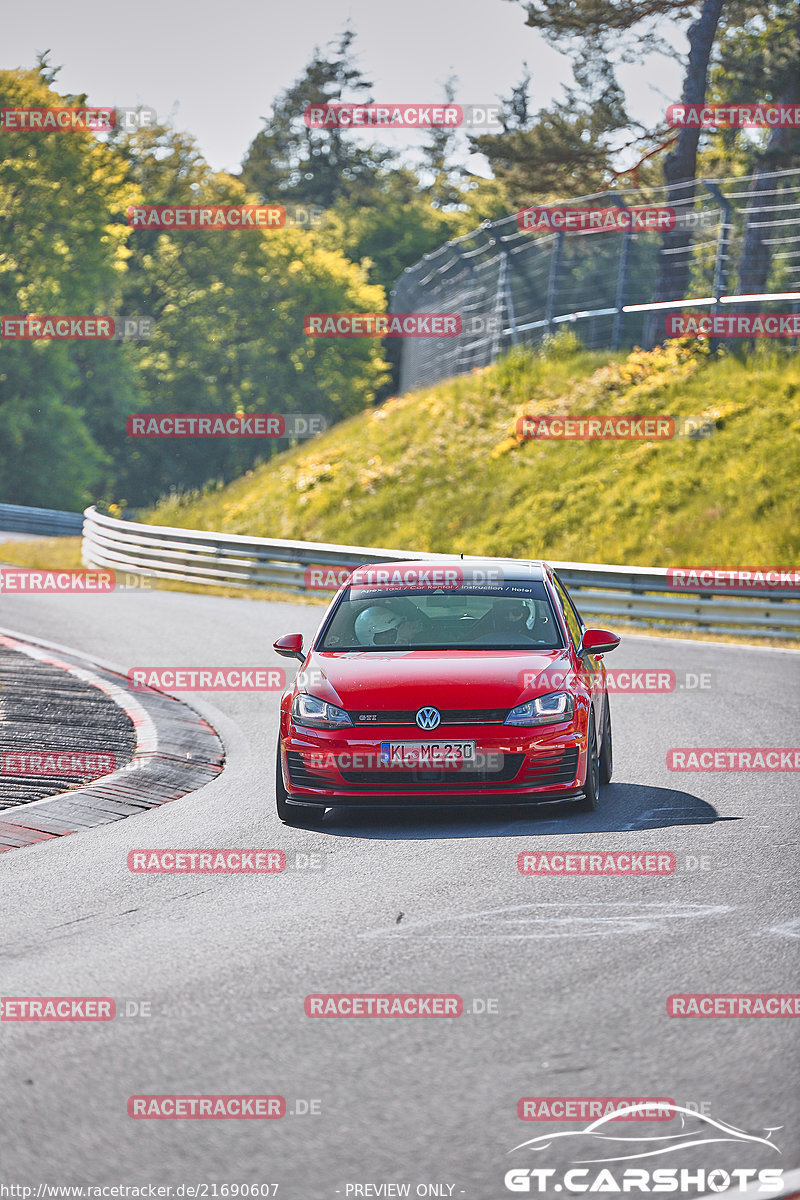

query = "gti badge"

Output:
[[416, 706, 441, 730]]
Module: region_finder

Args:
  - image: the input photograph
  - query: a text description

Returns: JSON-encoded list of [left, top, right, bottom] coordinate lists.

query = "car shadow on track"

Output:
[[317, 783, 732, 839]]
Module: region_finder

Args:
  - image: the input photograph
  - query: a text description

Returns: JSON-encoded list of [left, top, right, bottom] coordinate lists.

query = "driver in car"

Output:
[[354, 605, 419, 646], [468, 597, 550, 642]]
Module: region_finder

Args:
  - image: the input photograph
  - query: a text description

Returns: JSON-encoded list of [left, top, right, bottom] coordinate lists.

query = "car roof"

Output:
[[354, 558, 549, 582]]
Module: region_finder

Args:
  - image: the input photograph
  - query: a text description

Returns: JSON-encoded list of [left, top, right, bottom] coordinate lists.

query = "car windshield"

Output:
[[317, 581, 564, 651]]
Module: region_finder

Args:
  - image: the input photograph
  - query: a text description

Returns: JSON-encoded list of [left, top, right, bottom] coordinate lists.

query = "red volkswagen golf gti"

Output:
[[273, 559, 619, 825]]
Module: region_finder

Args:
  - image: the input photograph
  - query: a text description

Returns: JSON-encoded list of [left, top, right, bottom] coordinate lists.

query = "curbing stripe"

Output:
[[0, 630, 224, 851]]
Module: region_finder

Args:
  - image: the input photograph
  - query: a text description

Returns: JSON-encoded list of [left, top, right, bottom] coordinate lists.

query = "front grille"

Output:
[[519, 747, 579, 786], [287, 747, 579, 793], [285, 751, 336, 790], [340, 754, 525, 789], [351, 708, 508, 726]]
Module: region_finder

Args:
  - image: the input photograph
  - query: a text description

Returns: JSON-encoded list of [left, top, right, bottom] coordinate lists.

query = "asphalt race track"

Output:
[[1, 586, 798, 1196]]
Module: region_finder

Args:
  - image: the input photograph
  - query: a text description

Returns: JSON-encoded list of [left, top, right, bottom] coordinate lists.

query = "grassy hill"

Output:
[[144, 337, 800, 567]]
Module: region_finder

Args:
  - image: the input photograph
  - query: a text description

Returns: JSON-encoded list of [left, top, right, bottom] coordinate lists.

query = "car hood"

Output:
[[296, 648, 574, 711]]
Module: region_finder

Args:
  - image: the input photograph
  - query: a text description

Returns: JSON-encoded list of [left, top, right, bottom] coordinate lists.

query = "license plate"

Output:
[[380, 741, 477, 768]]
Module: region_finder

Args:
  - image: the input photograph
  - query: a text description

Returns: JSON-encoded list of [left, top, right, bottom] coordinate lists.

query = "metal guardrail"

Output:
[[82, 507, 800, 639], [0, 503, 84, 537]]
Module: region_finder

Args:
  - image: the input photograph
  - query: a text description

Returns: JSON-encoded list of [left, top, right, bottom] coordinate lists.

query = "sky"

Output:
[[4, 0, 686, 178]]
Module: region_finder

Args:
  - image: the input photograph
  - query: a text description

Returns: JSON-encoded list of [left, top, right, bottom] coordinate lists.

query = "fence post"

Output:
[[608, 193, 631, 352], [703, 180, 733, 355], [703, 181, 732, 309], [483, 222, 520, 358], [545, 231, 564, 336]]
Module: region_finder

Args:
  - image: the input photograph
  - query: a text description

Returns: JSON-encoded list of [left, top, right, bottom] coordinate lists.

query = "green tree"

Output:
[[115, 121, 388, 504], [502, 0, 728, 311], [0, 64, 140, 508], [704, 1, 800, 293], [470, 51, 632, 203], [239, 28, 390, 209]]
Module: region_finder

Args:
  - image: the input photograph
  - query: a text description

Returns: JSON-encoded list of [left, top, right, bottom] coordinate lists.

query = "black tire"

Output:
[[576, 712, 600, 811], [275, 739, 326, 827], [599, 696, 613, 785]]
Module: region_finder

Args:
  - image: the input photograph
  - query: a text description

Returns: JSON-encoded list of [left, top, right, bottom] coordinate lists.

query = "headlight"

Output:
[[292, 693, 352, 729], [505, 692, 574, 726]]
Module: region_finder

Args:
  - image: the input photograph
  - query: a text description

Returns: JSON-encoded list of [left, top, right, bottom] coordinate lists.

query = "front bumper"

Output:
[[280, 722, 587, 808]]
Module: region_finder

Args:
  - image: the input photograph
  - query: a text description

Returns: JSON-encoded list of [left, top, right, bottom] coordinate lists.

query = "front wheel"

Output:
[[275, 739, 326, 827], [576, 713, 600, 812], [599, 696, 613, 784]]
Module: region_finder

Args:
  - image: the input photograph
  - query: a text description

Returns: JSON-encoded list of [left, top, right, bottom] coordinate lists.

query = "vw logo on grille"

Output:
[[416, 706, 441, 730]]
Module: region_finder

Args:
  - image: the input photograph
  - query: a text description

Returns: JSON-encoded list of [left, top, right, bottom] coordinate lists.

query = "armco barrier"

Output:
[[81, 507, 800, 639], [0, 503, 84, 537]]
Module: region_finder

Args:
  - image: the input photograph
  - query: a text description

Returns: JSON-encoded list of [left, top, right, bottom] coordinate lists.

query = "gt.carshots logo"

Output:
[[304, 313, 461, 336], [128, 1095, 285, 1119], [305, 994, 462, 1017], [505, 1104, 784, 1193], [127, 668, 285, 691], [518, 206, 675, 233], [127, 205, 285, 229]]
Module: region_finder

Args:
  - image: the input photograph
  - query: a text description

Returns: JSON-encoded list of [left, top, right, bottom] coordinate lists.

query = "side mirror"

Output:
[[273, 633, 305, 662], [580, 628, 620, 656]]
